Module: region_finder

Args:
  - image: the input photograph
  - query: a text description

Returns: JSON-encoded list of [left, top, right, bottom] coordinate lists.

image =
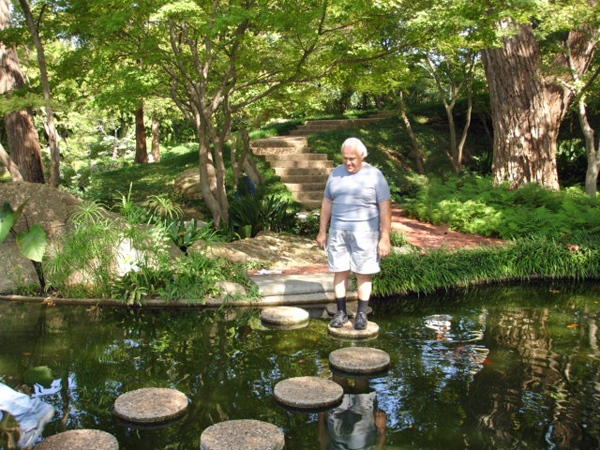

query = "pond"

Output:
[[1, 281, 599, 450]]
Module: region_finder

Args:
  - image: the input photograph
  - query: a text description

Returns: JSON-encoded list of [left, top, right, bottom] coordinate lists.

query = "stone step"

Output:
[[251, 136, 307, 148], [284, 182, 326, 193], [294, 191, 324, 202], [273, 167, 332, 177], [282, 174, 330, 183], [261, 153, 328, 162], [252, 146, 310, 155], [267, 160, 334, 169]]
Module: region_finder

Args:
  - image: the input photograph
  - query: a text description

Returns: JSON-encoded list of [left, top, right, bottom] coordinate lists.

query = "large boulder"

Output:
[[0, 181, 183, 294], [189, 231, 327, 268], [173, 168, 202, 201]]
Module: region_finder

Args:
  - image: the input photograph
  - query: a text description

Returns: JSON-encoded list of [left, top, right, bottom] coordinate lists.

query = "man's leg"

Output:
[[354, 273, 372, 330], [330, 271, 350, 327]]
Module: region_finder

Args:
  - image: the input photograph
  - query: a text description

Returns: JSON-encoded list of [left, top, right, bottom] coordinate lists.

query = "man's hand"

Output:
[[316, 231, 327, 249], [378, 236, 390, 258]]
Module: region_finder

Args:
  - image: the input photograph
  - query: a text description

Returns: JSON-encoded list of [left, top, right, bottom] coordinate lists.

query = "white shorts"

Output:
[[327, 229, 381, 275]]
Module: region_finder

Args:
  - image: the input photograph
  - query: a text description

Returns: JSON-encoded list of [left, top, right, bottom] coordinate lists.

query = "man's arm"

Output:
[[378, 199, 391, 258], [316, 196, 332, 249]]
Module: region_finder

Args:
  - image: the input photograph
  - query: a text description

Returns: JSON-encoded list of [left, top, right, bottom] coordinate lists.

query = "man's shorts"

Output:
[[327, 229, 381, 275]]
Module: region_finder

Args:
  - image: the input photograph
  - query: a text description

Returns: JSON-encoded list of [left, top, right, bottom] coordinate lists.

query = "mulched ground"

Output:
[[249, 209, 504, 277]]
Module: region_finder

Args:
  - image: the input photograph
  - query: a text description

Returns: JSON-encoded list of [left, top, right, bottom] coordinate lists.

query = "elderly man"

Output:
[[316, 137, 391, 330]]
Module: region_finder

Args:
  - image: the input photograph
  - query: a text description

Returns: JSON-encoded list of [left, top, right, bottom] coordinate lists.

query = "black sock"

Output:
[[357, 300, 369, 314], [335, 297, 347, 313]]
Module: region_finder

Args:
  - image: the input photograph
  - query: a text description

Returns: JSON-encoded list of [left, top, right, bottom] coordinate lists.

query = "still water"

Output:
[[1, 281, 599, 450]]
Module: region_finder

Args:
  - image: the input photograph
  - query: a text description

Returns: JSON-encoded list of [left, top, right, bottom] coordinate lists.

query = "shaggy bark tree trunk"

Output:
[[134, 104, 148, 163], [0, 0, 45, 184], [482, 21, 596, 190]]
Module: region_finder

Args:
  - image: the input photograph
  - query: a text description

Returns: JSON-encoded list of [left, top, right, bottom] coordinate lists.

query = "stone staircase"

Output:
[[251, 111, 397, 210]]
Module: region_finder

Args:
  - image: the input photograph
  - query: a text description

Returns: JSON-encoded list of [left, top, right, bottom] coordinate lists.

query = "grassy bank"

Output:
[[373, 238, 600, 298]]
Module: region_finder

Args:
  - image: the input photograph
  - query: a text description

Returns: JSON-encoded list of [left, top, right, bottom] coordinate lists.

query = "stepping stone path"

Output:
[[329, 347, 391, 376], [113, 388, 188, 423], [260, 306, 309, 329], [35, 429, 118, 450], [200, 419, 285, 450], [273, 376, 344, 410], [328, 320, 380, 340]]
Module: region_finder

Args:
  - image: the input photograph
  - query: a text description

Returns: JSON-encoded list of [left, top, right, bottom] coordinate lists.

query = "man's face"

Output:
[[342, 145, 365, 173]]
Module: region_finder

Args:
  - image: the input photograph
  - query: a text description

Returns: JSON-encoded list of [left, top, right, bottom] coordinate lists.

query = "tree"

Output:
[[423, 49, 475, 173], [560, 43, 600, 197], [64, 0, 393, 225], [480, 5, 598, 190], [18, 0, 61, 187], [134, 102, 148, 163], [0, 0, 45, 183]]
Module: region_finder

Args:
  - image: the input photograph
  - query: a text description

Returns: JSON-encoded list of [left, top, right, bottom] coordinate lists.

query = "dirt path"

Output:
[[252, 209, 504, 276]]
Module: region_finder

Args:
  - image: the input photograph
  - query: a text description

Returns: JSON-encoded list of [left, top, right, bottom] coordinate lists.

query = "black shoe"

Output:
[[329, 310, 348, 328], [354, 312, 368, 330]]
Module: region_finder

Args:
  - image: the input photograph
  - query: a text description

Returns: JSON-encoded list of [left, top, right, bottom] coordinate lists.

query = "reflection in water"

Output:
[[0, 282, 599, 449], [318, 376, 386, 450]]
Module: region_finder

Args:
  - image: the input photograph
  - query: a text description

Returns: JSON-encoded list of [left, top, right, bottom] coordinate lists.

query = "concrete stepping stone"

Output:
[[329, 347, 390, 376], [328, 321, 379, 340], [113, 388, 188, 423], [273, 376, 343, 410], [200, 419, 284, 450], [35, 429, 118, 449], [260, 306, 309, 329], [325, 302, 372, 317]]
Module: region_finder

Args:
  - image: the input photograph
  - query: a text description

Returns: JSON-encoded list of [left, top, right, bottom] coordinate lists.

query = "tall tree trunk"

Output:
[[19, 0, 60, 187], [577, 96, 600, 197], [397, 90, 425, 174], [134, 104, 148, 163], [0, 0, 44, 184], [481, 21, 595, 190], [151, 118, 160, 162]]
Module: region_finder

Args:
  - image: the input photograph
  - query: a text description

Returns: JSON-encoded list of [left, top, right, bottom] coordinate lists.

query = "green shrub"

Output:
[[401, 174, 600, 241]]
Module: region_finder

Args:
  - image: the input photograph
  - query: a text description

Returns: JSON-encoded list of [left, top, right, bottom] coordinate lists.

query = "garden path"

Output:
[[248, 207, 504, 278]]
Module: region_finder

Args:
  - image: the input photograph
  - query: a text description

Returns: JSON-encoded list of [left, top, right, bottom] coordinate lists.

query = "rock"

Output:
[[190, 231, 327, 269], [201, 420, 285, 450], [0, 181, 184, 294], [0, 241, 39, 293], [113, 388, 188, 423], [35, 429, 119, 449], [173, 168, 202, 201]]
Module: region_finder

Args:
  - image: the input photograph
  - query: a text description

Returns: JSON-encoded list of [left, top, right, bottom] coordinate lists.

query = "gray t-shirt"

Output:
[[324, 163, 390, 232]]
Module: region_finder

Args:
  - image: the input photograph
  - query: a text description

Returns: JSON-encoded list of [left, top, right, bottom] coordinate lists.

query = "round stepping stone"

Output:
[[273, 376, 343, 410], [35, 429, 118, 449], [325, 303, 372, 318], [329, 347, 390, 375], [113, 388, 188, 423], [200, 419, 284, 450], [260, 306, 309, 329], [327, 321, 379, 340]]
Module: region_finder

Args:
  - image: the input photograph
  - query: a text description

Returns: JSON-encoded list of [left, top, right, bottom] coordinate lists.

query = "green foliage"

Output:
[[164, 219, 225, 252], [401, 175, 600, 241], [373, 237, 600, 298], [0, 201, 47, 287], [228, 194, 300, 239]]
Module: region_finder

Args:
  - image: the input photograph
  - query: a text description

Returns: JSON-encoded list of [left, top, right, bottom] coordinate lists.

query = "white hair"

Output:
[[341, 137, 368, 157]]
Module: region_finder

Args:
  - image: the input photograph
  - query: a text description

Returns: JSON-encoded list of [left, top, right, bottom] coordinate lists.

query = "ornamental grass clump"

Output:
[[373, 238, 600, 298]]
